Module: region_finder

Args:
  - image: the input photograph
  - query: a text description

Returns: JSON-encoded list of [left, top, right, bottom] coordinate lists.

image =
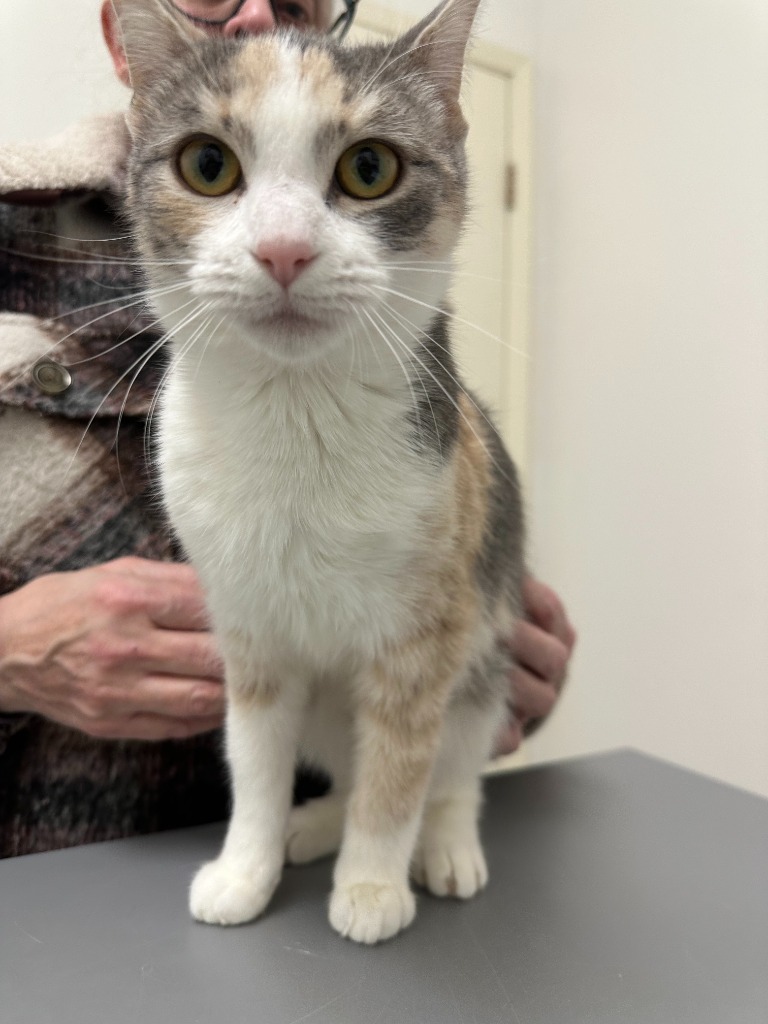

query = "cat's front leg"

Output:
[[190, 651, 308, 927], [329, 642, 461, 944]]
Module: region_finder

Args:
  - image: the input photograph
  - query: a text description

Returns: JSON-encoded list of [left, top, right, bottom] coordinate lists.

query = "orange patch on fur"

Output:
[[348, 401, 495, 833]]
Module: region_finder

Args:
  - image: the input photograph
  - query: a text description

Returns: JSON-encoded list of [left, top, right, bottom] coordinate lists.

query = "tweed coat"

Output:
[[0, 113, 232, 856]]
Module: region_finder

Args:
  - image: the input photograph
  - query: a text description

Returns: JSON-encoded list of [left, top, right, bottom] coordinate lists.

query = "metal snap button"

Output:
[[32, 360, 72, 395]]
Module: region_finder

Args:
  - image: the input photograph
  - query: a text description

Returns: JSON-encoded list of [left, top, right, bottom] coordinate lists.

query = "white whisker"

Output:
[[364, 305, 437, 457], [65, 295, 204, 476], [368, 282, 528, 360], [66, 284, 194, 365], [0, 241, 193, 269], [375, 300, 510, 481], [144, 309, 223, 468], [357, 305, 425, 440], [385, 261, 501, 285]]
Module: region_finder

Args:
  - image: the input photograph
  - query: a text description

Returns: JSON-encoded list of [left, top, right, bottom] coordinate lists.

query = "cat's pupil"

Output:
[[355, 148, 381, 186], [197, 144, 225, 183]]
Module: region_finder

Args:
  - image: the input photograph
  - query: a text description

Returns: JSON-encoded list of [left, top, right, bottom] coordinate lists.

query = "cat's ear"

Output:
[[394, 0, 481, 133], [106, 0, 206, 93]]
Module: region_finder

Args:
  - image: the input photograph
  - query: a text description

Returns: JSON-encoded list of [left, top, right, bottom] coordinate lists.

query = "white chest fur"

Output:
[[158, 345, 448, 668]]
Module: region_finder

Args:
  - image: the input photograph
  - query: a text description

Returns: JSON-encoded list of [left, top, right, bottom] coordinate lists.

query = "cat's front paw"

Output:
[[329, 881, 416, 944], [411, 840, 488, 899], [189, 858, 280, 926]]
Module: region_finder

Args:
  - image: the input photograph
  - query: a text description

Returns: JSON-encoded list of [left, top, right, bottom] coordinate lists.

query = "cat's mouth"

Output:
[[240, 295, 340, 339], [258, 309, 326, 332], [235, 301, 342, 363]]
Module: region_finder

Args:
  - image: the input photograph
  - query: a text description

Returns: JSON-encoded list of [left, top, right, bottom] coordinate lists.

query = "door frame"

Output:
[[351, 2, 532, 472]]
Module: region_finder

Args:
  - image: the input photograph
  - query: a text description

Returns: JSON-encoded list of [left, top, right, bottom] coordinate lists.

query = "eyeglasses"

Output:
[[171, 1, 359, 39]]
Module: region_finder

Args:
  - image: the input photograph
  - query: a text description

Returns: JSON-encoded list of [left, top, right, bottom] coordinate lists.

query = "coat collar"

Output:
[[0, 112, 164, 422], [0, 111, 130, 204]]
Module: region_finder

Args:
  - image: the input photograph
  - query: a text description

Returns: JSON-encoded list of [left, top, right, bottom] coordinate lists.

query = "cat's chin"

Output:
[[239, 309, 344, 365]]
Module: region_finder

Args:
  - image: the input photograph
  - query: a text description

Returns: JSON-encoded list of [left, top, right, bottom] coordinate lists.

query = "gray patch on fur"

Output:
[[372, 187, 438, 251], [460, 642, 514, 710], [405, 313, 460, 463], [474, 413, 525, 610]]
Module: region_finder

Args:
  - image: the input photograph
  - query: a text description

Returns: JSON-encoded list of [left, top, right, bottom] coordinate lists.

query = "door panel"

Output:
[[347, 12, 528, 466]]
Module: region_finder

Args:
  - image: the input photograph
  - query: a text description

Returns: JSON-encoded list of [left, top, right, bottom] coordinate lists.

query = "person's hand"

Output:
[[0, 557, 225, 741], [494, 577, 577, 756]]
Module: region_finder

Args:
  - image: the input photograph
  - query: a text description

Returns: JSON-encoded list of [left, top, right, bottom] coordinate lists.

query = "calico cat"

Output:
[[114, 0, 524, 943]]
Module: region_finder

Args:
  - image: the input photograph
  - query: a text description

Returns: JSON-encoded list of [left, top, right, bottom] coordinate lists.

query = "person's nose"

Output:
[[222, 0, 277, 37]]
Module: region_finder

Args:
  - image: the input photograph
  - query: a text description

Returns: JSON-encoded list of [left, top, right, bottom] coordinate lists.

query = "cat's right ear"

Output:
[[104, 0, 205, 92]]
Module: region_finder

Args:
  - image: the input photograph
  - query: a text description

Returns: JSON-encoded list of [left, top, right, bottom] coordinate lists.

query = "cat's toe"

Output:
[[285, 798, 344, 865], [412, 842, 488, 899], [189, 859, 280, 926], [329, 881, 416, 944]]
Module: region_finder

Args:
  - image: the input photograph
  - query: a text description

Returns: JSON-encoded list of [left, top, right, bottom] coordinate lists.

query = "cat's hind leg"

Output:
[[190, 652, 309, 927], [286, 682, 353, 865], [411, 668, 507, 900], [286, 792, 346, 865]]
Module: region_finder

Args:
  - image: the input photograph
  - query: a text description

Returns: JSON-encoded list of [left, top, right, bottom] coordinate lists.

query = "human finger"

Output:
[[133, 628, 224, 680], [79, 712, 224, 742], [112, 675, 226, 720], [148, 588, 212, 632], [107, 556, 201, 586], [98, 558, 212, 631], [509, 667, 558, 722], [512, 620, 570, 687], [82, 620, 223, 682], [493, 716, 524, 758], [521, 578, 577, 651]]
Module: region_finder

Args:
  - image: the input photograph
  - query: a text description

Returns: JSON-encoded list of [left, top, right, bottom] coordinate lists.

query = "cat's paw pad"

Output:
[[411, 842, 488, 899], [285, 798, 343, 865], [329, 881, 416, 944], [189, 859, 279, 926]]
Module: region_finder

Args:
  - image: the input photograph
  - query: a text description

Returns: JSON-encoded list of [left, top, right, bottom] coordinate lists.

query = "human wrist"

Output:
[[0, 625, 31, 753], [0, 589, 29, 714]]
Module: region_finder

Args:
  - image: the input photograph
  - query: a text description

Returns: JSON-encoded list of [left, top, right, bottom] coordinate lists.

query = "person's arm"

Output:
[[495, 577, 576, 756], [0, 557, 225, 741]]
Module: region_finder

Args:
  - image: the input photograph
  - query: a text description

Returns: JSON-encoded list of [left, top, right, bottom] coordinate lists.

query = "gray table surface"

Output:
[[1, 749, 766, 1024]]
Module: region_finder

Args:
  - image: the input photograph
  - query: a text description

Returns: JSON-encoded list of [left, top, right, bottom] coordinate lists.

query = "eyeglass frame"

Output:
[[172, 0, 359, 40]]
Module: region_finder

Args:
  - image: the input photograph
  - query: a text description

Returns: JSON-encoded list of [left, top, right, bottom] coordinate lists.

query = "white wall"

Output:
[[369, 0, 768, 798], [523, 0, 768, 799], [2, 1, 766, 796], [523, 0, 767, 798], [0, 2, 128, 142]]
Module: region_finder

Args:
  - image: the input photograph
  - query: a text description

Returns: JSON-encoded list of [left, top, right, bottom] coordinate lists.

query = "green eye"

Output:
[[335, 141, 400, 200], [177, 137, 242, 197]]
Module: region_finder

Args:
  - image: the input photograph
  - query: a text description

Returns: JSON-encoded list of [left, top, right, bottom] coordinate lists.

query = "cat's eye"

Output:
[[335, 141, 401, 200], [177, 137, 242, 197]]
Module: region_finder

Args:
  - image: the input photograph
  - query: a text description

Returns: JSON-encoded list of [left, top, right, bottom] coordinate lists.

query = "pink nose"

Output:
[[254, 239, 317, 289]]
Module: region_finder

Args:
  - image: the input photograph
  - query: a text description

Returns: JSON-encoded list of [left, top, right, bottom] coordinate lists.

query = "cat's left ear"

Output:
[[394, 0, 482, 135], [105, 0, 206, 93]]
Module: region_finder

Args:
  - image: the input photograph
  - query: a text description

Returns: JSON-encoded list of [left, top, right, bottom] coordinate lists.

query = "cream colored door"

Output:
[[347, 5, 531, 470]]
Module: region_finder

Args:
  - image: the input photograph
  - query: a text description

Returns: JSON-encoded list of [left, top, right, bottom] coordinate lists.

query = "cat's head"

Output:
[[113, 0, 480, 368]]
